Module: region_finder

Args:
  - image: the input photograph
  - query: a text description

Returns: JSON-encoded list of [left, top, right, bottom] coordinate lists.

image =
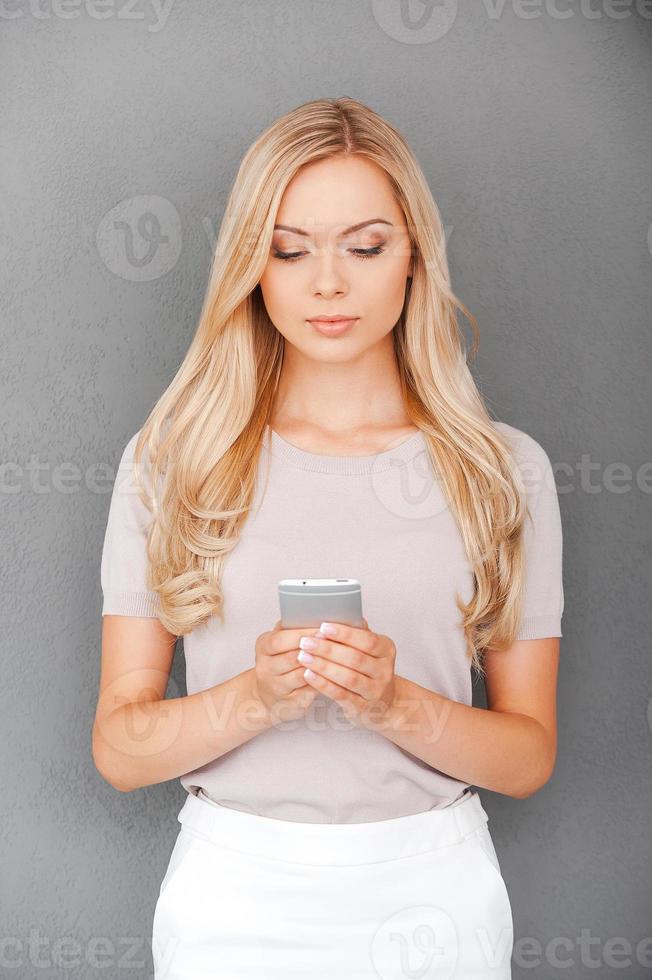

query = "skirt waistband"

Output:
[[176, 789, 489, 867]]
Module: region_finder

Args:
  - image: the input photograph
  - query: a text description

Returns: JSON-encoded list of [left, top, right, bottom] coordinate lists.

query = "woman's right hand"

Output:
[[252, 620, 319, 723]]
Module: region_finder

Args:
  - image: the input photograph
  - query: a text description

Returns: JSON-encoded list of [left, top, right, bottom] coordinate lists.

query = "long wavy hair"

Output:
[[132, 96, 528, 676]]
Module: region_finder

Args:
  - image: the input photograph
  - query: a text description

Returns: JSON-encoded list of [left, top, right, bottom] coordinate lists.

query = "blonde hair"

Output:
[[133, 96, 528, 676]]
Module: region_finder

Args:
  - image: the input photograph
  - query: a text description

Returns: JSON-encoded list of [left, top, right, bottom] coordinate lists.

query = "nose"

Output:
[[310, 248, 349, 298]]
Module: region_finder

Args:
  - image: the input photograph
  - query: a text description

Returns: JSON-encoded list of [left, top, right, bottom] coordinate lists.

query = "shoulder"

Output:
[[119, 430, 140, 463], [492, 420, 552, 463], [118, 416, 173, 468], [111, 428, 156, 503], [491, 421, 557, 494], [116, 426, 173, 502], [113, 430, 144, 483], [111, 430, 141, 470], [117, 428, 156, 474]]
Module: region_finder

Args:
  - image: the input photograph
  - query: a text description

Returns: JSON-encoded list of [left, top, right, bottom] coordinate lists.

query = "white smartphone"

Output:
[[278, 578, 364, 629]]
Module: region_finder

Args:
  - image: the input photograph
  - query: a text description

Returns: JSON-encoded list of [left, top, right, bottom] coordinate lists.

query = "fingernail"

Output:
[[319, 622, 337, 636], [299, 636, 317, 651], [297, 650, 314, 664]]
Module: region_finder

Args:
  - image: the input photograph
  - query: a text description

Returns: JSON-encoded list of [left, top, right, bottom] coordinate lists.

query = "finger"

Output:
[[278, 664, 313, 692], [297, 635, 378, 678], [274, 649, 316, 676], [314, 622, 378, 656], [302, 665, 368, 706], [266, 627, 300, 655], [309, 659, 370, 695], [267, 625, 321, 654]]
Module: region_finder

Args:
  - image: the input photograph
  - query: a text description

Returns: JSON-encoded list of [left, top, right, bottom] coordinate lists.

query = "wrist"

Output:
[[244, 669, 273, 731], [375, 676, 409, 736]]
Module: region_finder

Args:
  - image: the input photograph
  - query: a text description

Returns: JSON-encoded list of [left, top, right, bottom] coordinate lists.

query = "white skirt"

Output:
[[152, 787, 514, 979]]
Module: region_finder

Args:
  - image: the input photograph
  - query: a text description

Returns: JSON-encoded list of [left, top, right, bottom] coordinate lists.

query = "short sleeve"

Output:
[[100, 430, 161, 618], [497, 425, 564, 640]]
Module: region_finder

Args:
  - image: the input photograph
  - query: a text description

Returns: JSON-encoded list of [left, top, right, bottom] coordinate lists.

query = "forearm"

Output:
[[378, 675, 554, 799], [94, 668, 272, 793]]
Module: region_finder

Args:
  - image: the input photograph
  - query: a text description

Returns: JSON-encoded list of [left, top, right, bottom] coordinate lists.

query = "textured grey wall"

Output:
[[3, 2, 651, 978]]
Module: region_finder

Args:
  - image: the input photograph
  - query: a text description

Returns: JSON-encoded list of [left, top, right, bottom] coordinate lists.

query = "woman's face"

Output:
[[258, 155, 414, 361]]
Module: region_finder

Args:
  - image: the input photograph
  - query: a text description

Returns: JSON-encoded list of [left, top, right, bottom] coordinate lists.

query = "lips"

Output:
[[309, 316, 357, 322], [307, 317, 358, 337]]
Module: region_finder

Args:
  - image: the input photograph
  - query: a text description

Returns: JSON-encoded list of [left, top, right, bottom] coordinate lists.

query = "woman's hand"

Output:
[[296, 619, 398, 731], [252, 620, 319, 724]]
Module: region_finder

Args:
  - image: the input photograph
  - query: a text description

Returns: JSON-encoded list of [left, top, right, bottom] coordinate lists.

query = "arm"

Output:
[[95, 433, 273, 792], [380, 636, 560, 799], [92, 615, 272, 793], [379, 430, 562, 799]]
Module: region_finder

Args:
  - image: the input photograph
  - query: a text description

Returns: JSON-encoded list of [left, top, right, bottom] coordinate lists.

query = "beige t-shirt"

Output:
[[100, 421, 563, 823]]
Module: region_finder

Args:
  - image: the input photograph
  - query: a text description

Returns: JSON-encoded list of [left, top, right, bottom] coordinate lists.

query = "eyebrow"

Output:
[[273, 218, 394, 237]]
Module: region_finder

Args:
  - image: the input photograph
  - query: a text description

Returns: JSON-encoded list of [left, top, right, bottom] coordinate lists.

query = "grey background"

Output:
[[3, 2, 651, 978]]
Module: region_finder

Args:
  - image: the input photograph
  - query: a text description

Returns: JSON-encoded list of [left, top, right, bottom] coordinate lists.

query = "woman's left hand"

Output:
[[297, 619, 397, 731]]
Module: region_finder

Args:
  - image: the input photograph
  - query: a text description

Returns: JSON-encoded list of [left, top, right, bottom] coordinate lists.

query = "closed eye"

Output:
[[350, 246, 385, 260], [273, 245, 386, 263]]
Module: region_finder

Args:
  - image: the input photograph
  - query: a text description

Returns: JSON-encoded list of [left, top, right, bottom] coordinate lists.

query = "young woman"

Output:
[[93, 97, 563, 979]]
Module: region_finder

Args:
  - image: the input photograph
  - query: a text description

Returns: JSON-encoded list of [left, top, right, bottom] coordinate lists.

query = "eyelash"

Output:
[[273, 245, 386, 263]]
